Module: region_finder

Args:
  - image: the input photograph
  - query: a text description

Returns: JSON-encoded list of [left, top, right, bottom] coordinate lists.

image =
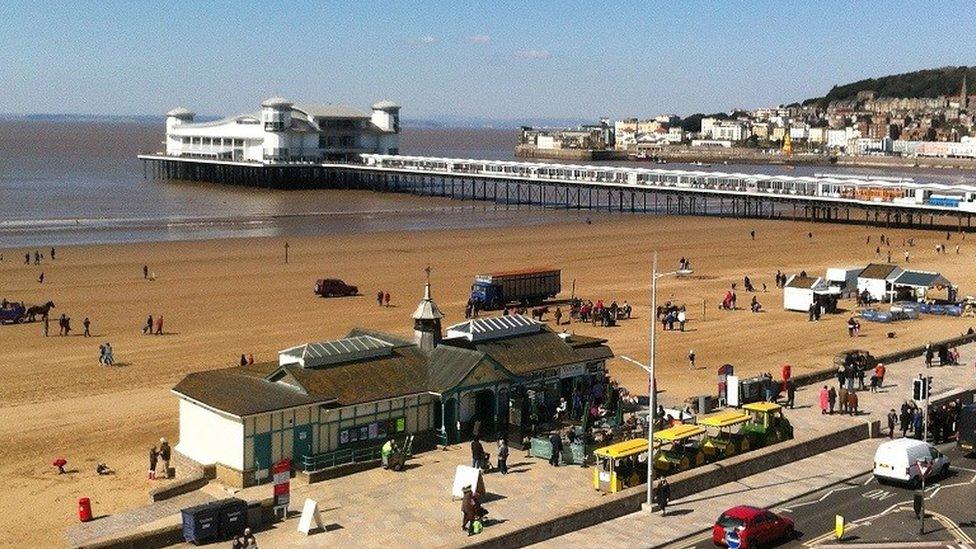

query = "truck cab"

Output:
[[470, 279, 502, 309]]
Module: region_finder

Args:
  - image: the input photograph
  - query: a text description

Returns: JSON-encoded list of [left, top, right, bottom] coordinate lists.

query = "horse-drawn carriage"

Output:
[[0, 302, 27, 324]]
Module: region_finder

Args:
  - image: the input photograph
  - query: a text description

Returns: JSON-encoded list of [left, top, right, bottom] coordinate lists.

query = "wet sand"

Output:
[[2, 214, 975, 545]]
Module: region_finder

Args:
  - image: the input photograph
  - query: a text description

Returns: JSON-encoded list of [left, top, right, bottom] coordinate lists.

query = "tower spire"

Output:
[[413, 265, 443, 353]]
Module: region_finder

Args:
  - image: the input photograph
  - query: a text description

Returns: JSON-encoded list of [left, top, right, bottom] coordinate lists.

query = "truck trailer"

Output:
[[469, 268, 561, 310]]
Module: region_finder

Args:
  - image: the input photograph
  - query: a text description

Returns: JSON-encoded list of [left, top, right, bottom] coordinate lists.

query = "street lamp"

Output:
[[643, 251, 689, 510]]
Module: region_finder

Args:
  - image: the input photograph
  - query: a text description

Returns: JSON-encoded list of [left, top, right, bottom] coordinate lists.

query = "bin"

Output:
[[182, 501, 222, 544], [780, 364, 792, 382], [218, 498, 249, 539], [78, 497, 92, 522]]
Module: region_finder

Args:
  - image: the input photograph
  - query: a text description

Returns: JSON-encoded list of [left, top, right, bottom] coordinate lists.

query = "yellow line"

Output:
[[929, 509, 976, 546]]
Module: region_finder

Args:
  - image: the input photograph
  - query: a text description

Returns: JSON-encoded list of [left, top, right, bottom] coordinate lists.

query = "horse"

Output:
[[26, 301, 55, 322], [531, 306, 549, 321]]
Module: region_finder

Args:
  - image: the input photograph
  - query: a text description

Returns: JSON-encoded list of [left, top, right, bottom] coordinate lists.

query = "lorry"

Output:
[[958, 404, 976, 455], [468, 268, 561, 310]]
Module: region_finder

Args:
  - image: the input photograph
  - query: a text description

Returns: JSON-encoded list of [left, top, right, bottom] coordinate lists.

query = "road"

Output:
[[670, 442, 976, 548]]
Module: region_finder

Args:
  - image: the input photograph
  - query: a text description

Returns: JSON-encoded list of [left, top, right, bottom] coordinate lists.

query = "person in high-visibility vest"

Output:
[[382, 439, 394, 469]]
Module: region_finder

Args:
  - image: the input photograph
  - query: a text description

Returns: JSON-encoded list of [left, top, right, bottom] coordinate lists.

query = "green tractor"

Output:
[[741, 402, 793, 448]]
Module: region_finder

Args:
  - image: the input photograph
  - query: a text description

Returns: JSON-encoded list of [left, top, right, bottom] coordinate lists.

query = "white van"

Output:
[[873, 438, 949, 485]]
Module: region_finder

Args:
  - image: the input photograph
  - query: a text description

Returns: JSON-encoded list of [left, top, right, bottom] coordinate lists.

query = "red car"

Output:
[[712, 506, 794, 548], [314, 278, 358, 298]]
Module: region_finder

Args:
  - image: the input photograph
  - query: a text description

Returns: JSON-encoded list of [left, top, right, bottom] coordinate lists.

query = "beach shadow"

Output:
[[399, 463, 423, 472], [111, 362, 132, 368], [480, 493, 507, 503], [663, 509, 693, 517], [506, 469, 530, 474]]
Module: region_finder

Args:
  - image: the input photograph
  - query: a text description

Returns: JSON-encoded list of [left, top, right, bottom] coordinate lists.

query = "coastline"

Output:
[[516, 144, 976, 172]]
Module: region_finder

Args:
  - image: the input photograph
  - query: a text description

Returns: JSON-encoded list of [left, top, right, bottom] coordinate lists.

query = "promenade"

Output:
[[67, 343, 976, 549], [541, 346, 976, 548]]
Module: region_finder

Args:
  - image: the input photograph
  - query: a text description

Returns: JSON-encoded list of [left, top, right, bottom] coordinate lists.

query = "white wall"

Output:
[[175, 398, 244, 470], [783, 287, 813, 311], [857, 278, 888, 301]]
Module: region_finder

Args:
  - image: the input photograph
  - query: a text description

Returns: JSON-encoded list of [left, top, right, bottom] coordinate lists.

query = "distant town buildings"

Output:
[[163, 97, 401, 163], [517, 77, 976, 160]]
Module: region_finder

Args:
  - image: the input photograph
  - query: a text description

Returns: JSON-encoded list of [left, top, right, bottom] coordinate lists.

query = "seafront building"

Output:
[[164, 97, 400, 163], [172, 281, 612, 487]]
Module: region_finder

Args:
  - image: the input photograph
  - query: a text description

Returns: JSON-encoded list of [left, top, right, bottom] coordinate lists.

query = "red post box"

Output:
[[78, 497, 92, 522], [781, 364, 792, 382]]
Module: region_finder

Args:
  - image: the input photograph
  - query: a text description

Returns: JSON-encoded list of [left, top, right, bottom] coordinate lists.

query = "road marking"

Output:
[[862, 476, 874, 486], [929, 509, 975, 545], [953, 465, 976, 473], [861, 488, 896, 501], [777, 484, 860, 513]]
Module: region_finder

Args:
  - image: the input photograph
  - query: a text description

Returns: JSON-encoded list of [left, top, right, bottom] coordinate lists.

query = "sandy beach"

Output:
[[2, 210, 975, 546]]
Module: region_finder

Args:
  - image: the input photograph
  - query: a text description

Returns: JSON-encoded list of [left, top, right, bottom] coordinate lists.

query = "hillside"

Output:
[[804, 66, 974, 105]]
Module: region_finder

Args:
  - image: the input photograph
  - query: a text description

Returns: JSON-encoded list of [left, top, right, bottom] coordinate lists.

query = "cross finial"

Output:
[[424, 265, 431, 284]]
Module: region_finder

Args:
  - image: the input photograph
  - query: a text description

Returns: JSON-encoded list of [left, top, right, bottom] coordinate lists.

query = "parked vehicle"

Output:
[[314, 278, 358, 298], [712, 506, 794, 549], [873, 438, 949, 486], [468, 268, 560, 310], [0, 302, 27, 324], [958, 404, 976, 455]]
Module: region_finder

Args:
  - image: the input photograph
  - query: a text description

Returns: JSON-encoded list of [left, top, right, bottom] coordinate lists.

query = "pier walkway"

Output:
[[137, 153, 976, 231]]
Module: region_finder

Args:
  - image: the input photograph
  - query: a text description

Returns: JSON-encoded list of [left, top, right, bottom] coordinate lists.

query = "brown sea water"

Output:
[[0, 120, 970, 247]]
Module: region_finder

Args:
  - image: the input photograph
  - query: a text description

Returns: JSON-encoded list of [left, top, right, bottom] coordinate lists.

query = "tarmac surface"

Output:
[[672, 443, 976, 548]]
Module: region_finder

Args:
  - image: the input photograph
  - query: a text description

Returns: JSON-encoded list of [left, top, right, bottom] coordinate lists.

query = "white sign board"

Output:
[[297, 498, 324, 535], [451, 465, 486, 499], [726, 375, 740, 407]]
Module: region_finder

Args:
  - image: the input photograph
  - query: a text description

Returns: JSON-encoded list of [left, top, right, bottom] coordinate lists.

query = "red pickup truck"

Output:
[[315, 279, 358, 298]]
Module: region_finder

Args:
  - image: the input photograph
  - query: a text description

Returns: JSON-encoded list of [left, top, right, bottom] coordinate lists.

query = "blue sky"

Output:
[[1, 1, 974, 121]]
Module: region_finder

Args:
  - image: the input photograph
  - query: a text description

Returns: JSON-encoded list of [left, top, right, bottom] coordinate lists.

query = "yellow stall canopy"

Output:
[[742, 402, 783, 413], [654, 424, 706, 442], [699, 409, 751, 428], [594, 438, 650, 459]]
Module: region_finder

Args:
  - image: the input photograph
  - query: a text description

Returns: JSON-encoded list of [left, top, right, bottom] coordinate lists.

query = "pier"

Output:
[[138, 153, 976, 231]]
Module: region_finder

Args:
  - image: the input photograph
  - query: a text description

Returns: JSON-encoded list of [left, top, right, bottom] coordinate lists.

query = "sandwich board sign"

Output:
[[451, 465, 486, 499], [297, 498, 324, 535]]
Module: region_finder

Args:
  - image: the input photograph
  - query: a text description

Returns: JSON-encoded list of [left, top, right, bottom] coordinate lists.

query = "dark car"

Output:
[[315, 278, 358, 298], [712, 505, 794, 548]]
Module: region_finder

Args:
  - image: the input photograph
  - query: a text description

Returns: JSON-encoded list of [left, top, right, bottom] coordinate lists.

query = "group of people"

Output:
[[25, 248, 55, 265], [375, 291, 392, 307], [658, 302, 687, 331], [147, 437, 172, 480], [142, 314, 164, 335], [98, 342, 115, 365], [925, 343, 960, 367], [575, 298, 632, 327], [239, 353, 255, 366], [889, 400, 961, 442]]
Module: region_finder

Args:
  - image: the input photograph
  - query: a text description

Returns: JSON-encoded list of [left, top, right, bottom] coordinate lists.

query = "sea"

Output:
[[1, 120, 973, 247]]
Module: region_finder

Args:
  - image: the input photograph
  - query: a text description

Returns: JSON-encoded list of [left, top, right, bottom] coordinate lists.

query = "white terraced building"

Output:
[[163, 97, 401, 163]]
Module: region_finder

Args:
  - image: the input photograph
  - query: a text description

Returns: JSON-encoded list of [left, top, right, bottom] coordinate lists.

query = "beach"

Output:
[[1, 210, 975, 545]]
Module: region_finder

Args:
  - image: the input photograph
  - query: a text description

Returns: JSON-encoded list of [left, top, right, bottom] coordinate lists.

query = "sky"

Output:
[[1, 1, 974, 122]]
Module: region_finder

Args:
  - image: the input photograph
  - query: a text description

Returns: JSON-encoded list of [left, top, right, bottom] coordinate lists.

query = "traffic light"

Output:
[[912, 376, 933, 401]]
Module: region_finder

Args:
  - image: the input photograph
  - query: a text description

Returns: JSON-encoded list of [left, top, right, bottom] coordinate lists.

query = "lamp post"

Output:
[[644, 251, 688, 510]]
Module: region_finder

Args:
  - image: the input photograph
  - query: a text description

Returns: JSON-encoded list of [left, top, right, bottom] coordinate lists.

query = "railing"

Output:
[[301, 443, 384, 472]]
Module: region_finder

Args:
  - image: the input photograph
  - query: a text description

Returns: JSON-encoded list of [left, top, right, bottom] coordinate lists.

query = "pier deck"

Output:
[[138, 153, 976, 231]]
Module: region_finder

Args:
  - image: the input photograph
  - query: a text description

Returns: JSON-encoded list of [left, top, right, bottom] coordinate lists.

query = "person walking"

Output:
[[240, 354, 247, 367], [900, 405, 911, 438], [554, 307, 563, 326], [50, 247, 55, 260], [154, 315, 164, 335], [83, 317, 91, 337], [856, 367, 865, 391], [143, 265, 149, 279], [148, 446, 159, 480], [143, 314, 153, 335], [99, 343, 106, 365], [819, 386, 829, 415], [838, 386, 848, 414], [470, 438, 485, 470], [497, 439, 509, 475], [688, 350, 696, 370], [677, 309, 686, 332], [38, 272, 44, 284], [384, 292, 391, 307], [656, 478, 671, 516], [376, 290, 384, 307], [103, 343, 114, 365], [875, 363, 886, 389], [848, 391, 859, 416], [786, 378, 796, 409], [548, 432, 563, 467], [159, 438, 172, 478]]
